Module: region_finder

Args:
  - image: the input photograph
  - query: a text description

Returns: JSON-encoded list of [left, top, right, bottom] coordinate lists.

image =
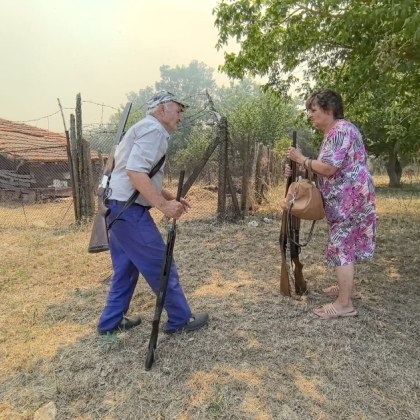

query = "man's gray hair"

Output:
[[147, 103, 167, 116]]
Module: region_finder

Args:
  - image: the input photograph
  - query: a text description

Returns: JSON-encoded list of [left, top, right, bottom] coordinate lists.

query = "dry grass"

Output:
[[0, 176, 419, 419]]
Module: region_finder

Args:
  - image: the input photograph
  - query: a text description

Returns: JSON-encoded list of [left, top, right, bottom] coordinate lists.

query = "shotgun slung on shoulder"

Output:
[[88, 103, 132, 253]]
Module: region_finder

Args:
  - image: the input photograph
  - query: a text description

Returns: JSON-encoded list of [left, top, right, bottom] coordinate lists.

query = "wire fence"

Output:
[[0, 174, 221, 230], [0, 159, 285, 229], [5, 95, 416, 232], [2, 162, 418, 231], [1, 96, 284, 230]]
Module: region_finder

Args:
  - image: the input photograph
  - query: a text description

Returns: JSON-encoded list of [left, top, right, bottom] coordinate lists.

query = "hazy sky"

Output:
[[0, 0, 232, 133]]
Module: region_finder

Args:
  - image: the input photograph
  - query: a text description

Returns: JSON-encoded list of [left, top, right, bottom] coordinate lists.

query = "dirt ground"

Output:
[[0, 178, 419, 419]]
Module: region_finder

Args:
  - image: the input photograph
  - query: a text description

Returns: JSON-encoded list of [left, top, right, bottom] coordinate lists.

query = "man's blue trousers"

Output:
[[97, 203, 191, 333]]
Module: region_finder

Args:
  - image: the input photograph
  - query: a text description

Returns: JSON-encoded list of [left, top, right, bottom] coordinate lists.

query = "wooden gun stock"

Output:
[[87, 102, 132, 254], [87, 190, 110, 253], [290, 224, 306, 295]]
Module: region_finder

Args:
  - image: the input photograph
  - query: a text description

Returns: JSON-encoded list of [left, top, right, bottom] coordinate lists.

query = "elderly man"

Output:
[[97, 91, 208, 335]]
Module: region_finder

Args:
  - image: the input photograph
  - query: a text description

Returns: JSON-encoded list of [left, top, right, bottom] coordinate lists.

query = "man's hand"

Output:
[[161, 197, 190, 219], [161, 190, 191, 219], [160, 199, 185, 219], [127, 172, 193, 219], [179, 197, 191, 213]]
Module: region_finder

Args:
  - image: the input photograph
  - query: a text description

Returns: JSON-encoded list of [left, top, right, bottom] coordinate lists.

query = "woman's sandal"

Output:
[[313, 303, 358, 320], [322, 285, 362, 299]]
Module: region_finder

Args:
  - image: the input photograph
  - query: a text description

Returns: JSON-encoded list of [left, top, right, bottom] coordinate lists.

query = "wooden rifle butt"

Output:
[[290, 228, 307, 295], [88, 198, 110, 253], [88, 102, 132, 254], [279, 200, 291, 296], [280, 261, 291, 296], [279, 236, 291, 297], [292, 257, 306, 295]]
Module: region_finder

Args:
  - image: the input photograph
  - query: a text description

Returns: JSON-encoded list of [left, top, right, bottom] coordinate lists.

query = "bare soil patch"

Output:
[[0, 177, 419, 419]]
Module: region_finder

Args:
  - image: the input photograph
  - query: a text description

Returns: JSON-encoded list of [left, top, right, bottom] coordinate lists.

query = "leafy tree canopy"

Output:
[[96, 60, 306, 178], [214, 0, 420, 185], [156, 60, 217, 107]]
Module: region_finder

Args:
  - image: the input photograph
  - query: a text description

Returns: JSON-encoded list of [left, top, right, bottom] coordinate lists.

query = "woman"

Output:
[[287, 89, 376, 319]]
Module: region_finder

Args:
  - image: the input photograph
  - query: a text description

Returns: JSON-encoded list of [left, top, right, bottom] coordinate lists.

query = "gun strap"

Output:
[[108, 155, 166, 230], [286, 211, 316, 248]]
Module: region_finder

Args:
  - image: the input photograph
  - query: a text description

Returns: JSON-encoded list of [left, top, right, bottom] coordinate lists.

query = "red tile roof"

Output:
[[0, 118, 68, 162]]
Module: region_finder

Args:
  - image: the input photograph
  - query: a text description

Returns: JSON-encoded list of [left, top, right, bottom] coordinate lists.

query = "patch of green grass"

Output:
[[207, 392, 226, 418]]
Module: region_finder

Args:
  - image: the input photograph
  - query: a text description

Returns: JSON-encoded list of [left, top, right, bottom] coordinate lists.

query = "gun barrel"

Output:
[[145, 170, 185, 370], [279, 130, 307, 296], [279, 209, 291, 296]]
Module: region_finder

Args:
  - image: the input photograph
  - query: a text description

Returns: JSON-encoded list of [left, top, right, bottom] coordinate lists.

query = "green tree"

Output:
[[214, 0, 420, 186], [99, 61, 219, 159], [215, 80, 310, 172], [174, 125, 218, 181], [156, 60, 217, 105], [94, 63, 306, 182], [155, 60, 218, 155], [125, 86, 155, 126]]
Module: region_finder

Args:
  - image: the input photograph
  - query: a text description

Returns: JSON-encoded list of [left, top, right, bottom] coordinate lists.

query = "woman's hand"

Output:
[[284, 163, 292, 178], [287, 147, 305, 165]]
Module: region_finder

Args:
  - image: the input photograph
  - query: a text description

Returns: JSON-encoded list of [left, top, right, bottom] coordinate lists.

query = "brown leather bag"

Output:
[[280, 174, 325, 221]]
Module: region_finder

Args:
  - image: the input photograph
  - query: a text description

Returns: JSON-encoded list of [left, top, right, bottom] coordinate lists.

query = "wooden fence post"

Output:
[[241, 135, 250, 217], [57, 98, 78, 220], [269, 149, 281, 186], [248, 140, 258, 213], [217, 116, 228, 221], [255, 144, 271, 204], [225, 121, 241, 220], [74, 93, 94, 221], [254, 143, 263, 204], [69, 115, 80, 221]]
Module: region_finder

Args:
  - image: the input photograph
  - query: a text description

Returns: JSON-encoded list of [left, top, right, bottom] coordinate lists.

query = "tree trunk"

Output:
[[385, 151, 402, 188]]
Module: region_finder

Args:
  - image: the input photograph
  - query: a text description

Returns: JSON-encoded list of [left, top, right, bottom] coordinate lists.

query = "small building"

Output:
[[0, 118, 101, 203]]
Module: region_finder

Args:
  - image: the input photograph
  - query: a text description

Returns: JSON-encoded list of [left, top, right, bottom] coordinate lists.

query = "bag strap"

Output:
[[306, 165, 323, 190], [108, 155, 166, 230], [286, 201, 317, 247], [306, 166, 315, 183]]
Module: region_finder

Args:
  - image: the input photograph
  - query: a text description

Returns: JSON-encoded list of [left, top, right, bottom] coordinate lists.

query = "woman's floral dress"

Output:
[[318, 120, 376, 267]]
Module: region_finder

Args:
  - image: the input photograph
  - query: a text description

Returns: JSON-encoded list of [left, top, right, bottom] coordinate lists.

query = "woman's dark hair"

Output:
[[306, 89, 345, 119]]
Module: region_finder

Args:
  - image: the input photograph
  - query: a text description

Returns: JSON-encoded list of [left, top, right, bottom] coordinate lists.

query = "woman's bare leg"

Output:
[[333, 263, 355, 312]]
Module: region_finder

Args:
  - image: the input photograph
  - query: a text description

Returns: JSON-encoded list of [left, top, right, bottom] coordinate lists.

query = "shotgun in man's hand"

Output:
[[88, 102, 132, 253], [145, 170, 185, 371], [279, 131, 307, 296]]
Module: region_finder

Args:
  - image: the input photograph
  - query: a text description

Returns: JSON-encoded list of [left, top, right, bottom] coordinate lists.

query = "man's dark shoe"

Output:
[[98, 315, 142, 335], [165, 312, 209, 334], [119, 315, 142, 331]]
